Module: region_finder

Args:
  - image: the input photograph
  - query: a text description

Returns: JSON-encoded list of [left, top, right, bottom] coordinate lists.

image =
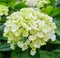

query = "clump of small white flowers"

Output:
[[0, 5, 9, 20], [25, 0, 39, 7], [25, 0, 50, 7], [4, 8, 56, 56]]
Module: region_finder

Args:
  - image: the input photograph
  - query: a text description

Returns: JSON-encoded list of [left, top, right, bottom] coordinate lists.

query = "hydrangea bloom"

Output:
[[0, 5, 8, 16], [25, 0, 50, 7], [25, 0, 39, 7], [4, 8, 56, 56], [0, 5, 8, 20]]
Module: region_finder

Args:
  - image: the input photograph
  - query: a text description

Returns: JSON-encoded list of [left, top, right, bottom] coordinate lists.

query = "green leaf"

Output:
[[14, 2, 27, 11], [0, 2, 7, 6], [7, 0, 17, 7], [11, 48, 28, 58], [0, 52, 2, 58], [10, 47, 60, 58], [0, 43, 11, 51], [51, 8, 60, 17], [48, 40, 60, 44], [0, 24, 4, 40], [0, 24, 4, 31], [0, 36, 7, 40], [41, 6, 54, 15], [41, 7, 60, 17], [52, 49, 60, 53], [54, 16, 60, 36], [49, 0, 56, 6], [0, 0, 17, 7], [11, 47, 39, 58], [56, 28, 60, 36], [0, 16, 7, 25], [39, 50, 60, 58], [52, 49, 60, 57]]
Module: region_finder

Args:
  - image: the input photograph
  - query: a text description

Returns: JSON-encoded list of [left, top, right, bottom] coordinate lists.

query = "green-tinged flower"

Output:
[[0, 5, 8, 16], [4, 8, 56, 56], [37, 0, 50, 8], [0, 5, 9, 20]]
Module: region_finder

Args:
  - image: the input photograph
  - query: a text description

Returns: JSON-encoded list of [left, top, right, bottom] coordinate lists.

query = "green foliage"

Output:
[[41, 6, 60, 17], [39, 50, 60, 58], [0, 0, 17, 7], [11, 48, 39, 58], [0, 52, 2, 58], [54, 16, 60, 36], [48, 40, 60, 44], [14, 2, 27, 11], [0, 43, 11, 51], [11, 48, 28, 58], [11, 48, 60, 58], [49, 0, 56, 6]]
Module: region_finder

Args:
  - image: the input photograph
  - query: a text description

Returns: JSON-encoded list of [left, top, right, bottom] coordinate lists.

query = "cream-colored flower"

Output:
[[25, 0, 50, 7], [4, 8, 56, 56], [0, 5, 8, 21], [30, 49, 36, 56], [25, 0, 39, 7]]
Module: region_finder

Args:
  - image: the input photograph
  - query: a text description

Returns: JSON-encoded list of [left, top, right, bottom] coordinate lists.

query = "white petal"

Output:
[[10, 44, 15, 49], [29, 35, 36, 41], [36, 32, 44, 38], [51, 34, 56, 41], [30, 49, 36, 56], [25, 0, 38, 7], [4, 27, 9, 33], [34, 42, 40, 48], [17, 41, 24, 48], [22, 45, 28, 51], [12, 24, 19, 32]]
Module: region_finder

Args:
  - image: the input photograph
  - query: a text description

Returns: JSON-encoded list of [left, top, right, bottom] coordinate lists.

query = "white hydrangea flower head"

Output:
[[25, 0, 39, 7], [4, 8, 56, 56], [25, 0, 50, 7]]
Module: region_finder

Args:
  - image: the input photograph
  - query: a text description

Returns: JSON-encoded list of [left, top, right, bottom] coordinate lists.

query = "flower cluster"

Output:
[[4, 8, 56, 56], [25, 0, 50, 7], [0, 5, 8, 20], [25, 0, 39, 7], [0, 5, 8, 16]]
